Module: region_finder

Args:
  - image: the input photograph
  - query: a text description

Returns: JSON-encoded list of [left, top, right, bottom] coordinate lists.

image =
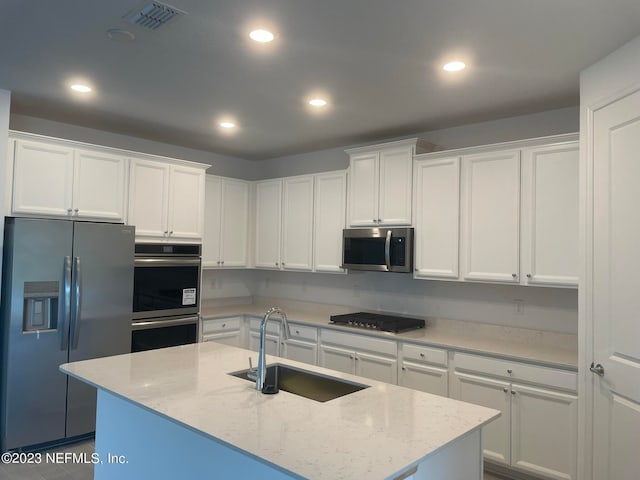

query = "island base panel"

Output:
[[93, 389, 483, 480], [93, 390, 300, 480]]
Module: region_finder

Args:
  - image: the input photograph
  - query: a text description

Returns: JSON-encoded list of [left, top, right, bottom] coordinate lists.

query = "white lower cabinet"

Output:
[[451, 352, 578, 480], [398, 343, 448, 396], [281, 323, 318, 365], [201, 316, 245, 348], [247, 317, 281, 357], [319, 329, 397, 384], [452, 371, 511, 465]]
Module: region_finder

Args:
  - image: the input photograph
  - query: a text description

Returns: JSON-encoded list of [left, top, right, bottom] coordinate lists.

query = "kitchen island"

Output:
[[60, 342, 499, 480]]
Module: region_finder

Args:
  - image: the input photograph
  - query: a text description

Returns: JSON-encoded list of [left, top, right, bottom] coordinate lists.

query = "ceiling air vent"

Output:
[[126, 2, 186, 30]]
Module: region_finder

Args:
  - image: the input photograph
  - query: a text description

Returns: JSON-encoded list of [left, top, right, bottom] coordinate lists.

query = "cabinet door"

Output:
[[414, 157, 460, 279], [128, 159, 170, 237], [348, 152, 379, 226], [282, 339, 317, 366], [254, 179, 283, 269], [281, 175, 314, 271], [73, 149, 126, 221], [314, 171, 346, 273], [319, 344, 354, 375], [521, 143, 579, 287], [221, 179, 249, 267], [399, 361, 448, 396], [461, 150, 520, 283], [168, 165, 205, 239], [12, 140, 74, 216], [356, 351, 398, 384], [203, 176, 222, 267], [378, 146, 413, 225], [248, 332, 280, 356], [451, 371, 511, 465], [511, 383, 578, 480]]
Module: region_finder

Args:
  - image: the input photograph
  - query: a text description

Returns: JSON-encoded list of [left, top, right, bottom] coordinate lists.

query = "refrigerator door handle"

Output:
[[70, 256, 82, 349], [61, 256, 72, 350]]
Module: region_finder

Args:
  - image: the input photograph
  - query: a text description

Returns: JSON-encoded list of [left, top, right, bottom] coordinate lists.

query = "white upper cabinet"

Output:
[[314, 170, 347, 273], [413, 157, 460, 279], [378, 146, 414, 225], [520, 142, 579, 287], [73, 149, 126, 220], [347, 138, 432, 227], [128, 159, 169, 237], [128, 158, 206, 241], [254, 179, 283, 269], [348, 151, 379, 226], [203, 176, 249, 268], [282, 175, 314, 271], [11, 138, 126, 221], [167, 165, 205, 239], [221, 178, 249, 267], [460, 150, 521, 283]]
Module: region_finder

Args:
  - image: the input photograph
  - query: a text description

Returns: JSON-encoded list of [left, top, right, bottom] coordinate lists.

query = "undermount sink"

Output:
[[229, 363, 369, 402]]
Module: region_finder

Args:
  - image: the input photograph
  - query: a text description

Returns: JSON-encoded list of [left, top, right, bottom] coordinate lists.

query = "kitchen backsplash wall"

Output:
[[201, 269, 578, 335]]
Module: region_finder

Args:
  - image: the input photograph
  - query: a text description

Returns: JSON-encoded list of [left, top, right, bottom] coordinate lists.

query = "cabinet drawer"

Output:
[[321, 328, 397, 356], [401, 343, 448, 367], [202, 316, 242, 335], [288, 323, 317, 342], [454, 352, 577, 391], [248, 316, 281, 335]]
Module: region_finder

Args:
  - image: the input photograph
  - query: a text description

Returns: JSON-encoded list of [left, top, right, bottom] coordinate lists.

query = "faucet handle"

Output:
[[246, 357, 257, 381]]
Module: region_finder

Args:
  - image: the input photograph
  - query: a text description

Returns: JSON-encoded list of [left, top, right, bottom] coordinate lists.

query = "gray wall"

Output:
[[9, 114, 260, 180], [0, 90, 11, 306], [253, 106, 579, 179]]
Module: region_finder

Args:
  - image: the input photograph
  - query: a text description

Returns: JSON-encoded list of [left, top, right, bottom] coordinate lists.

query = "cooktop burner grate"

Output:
[[329, 312, 425, 333]]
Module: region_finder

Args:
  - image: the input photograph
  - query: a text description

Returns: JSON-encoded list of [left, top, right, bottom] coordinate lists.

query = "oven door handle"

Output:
[[132, 315, 199, 331], [135, 258, 201, 267]]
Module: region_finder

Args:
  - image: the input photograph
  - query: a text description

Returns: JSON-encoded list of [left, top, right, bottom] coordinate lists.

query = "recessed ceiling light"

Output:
[[309, 98, 327, 107], [70, 84, 92, 93], [219, 121, 237, 129], [249, 29, 275, 43], [443, 61, 466, 72]]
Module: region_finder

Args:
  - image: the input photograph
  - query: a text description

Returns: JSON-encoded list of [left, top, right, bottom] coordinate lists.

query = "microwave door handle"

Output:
[[384, 230, 392, 271]]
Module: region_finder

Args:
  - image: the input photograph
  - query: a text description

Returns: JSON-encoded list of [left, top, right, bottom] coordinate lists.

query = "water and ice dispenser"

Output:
[[22, 281, 59, 332]]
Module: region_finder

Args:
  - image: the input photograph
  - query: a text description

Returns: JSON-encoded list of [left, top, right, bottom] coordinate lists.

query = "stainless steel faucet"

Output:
[[257, 307, 290, 392]]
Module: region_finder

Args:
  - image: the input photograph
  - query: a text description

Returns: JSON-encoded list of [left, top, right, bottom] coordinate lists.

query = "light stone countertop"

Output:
[[201, 297, 578, 370], [60, 342, 500, 480]]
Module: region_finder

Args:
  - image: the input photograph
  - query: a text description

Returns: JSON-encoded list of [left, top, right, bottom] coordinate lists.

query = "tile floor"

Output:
[[0, 440, 95, 480], [1, 439, 513, 479]]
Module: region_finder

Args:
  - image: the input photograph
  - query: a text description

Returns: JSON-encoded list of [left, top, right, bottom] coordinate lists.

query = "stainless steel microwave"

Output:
[[342, 227, 414, 273]]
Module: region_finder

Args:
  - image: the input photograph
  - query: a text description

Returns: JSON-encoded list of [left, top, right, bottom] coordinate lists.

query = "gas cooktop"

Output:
[[329, 312, 425, 333]]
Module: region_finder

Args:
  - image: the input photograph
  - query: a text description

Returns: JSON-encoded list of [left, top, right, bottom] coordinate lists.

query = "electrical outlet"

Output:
[[514, 299, 525, 314]]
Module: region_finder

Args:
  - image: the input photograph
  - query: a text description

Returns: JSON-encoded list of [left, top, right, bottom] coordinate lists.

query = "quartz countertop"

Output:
[[60, 342, 500, 480], [201, 297, 578, 370]]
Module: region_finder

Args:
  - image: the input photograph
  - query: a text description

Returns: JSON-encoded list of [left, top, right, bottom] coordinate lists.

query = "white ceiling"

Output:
[[2, 0, 639, 160]]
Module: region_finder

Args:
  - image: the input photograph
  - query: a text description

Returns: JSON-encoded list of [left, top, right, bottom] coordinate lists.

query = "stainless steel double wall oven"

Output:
[[131, 243, 201, 352]]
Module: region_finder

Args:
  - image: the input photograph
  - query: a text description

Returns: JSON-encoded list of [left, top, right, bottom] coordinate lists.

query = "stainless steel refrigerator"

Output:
[[1, 217, 134, 451]]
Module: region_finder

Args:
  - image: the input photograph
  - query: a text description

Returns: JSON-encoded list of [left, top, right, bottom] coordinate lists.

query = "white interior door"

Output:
[[590, 86, 640, 480]]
